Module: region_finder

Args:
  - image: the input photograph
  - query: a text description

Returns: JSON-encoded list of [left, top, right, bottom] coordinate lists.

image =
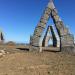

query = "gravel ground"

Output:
[[0, 48, 75, 75]]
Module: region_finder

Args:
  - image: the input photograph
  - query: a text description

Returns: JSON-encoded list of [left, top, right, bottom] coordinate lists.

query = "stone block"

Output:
[[55, 21, 69, 36], [55, 24, 63, 33], [51, 8, 58, 16], [47, 1, 55, 9], [44, 7, 51, 15], [42, 13, 50, 20], [37, 22, 46, 28], [55, 21, 64, 29], [40, 18, 48, 24], [61, 46, 74, 54], [31, 35, 41, 47], [29, 45, 40, 52], [61, 34, 74, 47], [60, 28, 69, 36], [0, 32, 4, 44], [52, 15, 60, 22], [33, 27, 44, 37]]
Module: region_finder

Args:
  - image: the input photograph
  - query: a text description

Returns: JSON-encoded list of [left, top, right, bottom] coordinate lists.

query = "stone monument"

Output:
[[30, 0, 74, 52], [0, 30, 4, 44]]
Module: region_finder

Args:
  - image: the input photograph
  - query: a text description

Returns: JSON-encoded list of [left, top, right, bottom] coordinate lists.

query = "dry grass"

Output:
[[0, 46, 74, 75]]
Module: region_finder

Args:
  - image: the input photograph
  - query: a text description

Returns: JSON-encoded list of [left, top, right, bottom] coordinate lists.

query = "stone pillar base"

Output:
[[61, 34, 74, 47], [61, 46, 75, 54], [29, 45, 39, 52], [29, 45, 43, 53]]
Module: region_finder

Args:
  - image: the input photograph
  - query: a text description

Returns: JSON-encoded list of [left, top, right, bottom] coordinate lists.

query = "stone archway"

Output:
[[30, 0, 74, 51], [42, 25, 57, 47]]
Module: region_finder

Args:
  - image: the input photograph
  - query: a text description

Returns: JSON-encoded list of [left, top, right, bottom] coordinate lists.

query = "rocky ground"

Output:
[[0, 45, 75, 75]]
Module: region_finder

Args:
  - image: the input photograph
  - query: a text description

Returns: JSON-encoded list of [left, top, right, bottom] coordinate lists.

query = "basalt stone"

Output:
[[52, 15, 60, 23], [33, 27, 44, 37], [37, 23, 46, 28], [51, 8, 58, 16], [0, 31, 4, 44], [29, 45, 40, 52], [61, 34, 74, 47], [41, 14, 50, 20], [61, 46, 75, 54], [44, 7, 51, 15], [40, 18, 48, 24]]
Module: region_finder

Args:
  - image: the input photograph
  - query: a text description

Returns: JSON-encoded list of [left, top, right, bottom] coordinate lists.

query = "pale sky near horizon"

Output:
[[0, 0, 75, 43]]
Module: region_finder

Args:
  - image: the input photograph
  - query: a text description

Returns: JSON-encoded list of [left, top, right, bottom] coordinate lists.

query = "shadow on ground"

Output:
[[16, 48, 29, 51]]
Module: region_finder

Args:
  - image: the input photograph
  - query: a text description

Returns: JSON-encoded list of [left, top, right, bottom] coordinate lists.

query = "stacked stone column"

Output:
[[30, 4, 52, 47], [50, 26, 57, 47], [51, 8, 74, 47], [0, 31, 4, 44]]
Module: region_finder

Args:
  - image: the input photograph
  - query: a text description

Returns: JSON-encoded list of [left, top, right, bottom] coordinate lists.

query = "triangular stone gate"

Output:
[[42, 25, 57, 47], [30, 0, 74, 51]]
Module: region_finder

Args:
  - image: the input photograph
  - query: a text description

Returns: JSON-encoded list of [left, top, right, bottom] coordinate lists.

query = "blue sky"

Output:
[[0, 0, 75, 43]]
